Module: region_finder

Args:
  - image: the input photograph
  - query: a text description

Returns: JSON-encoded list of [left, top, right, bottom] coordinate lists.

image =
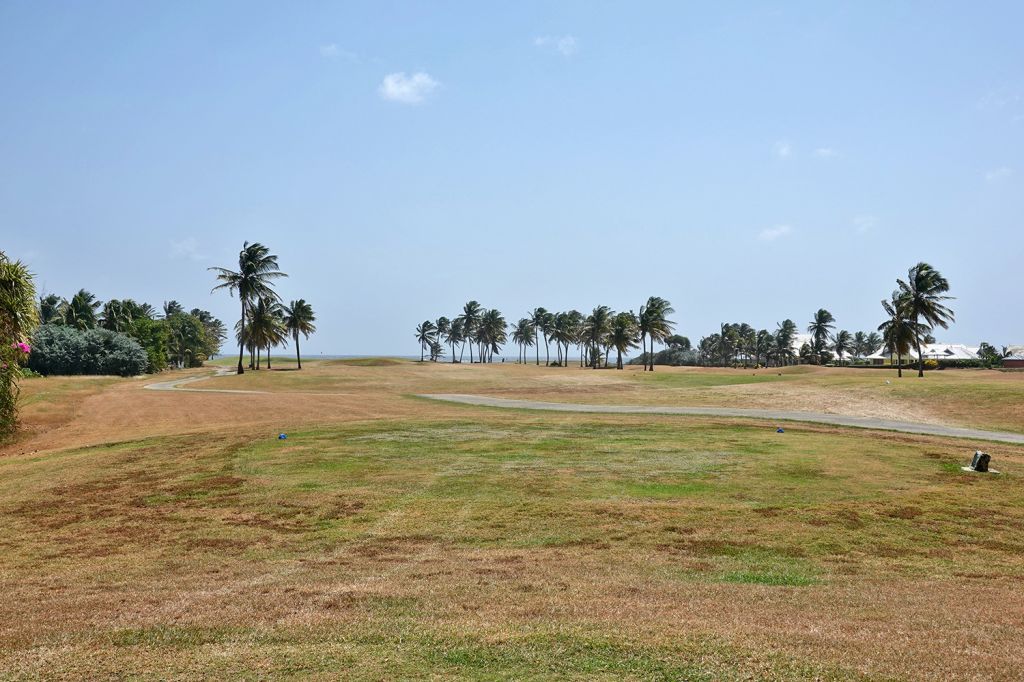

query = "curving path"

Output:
[[144, 368, 267, 394], [418, 393, 1024, 445]]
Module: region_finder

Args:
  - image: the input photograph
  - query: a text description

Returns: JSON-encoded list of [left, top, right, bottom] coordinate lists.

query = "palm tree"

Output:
[[897, 262, 955, 377], [100, 299, 135, 332], [584, 306, 612, 368], [832, 329, 853, 367], [458, 301, 482, 364], [476, 309, 507, 362], [282, 299, 316, 369], [878, 291, 926, 378], [774, 319, 797, 367], [162, 300, 184, 318], [444, 318, 464, 363], [609, 311, 639, 369], [210, 242, 288, 374], [807, 309, 835, 365], [415, 320, 437, 362], [529, 307, 550, 366], [434, 317, 451, 363], [37, 293, 62, 325], [864, 331, 882, 357], [0, 252, 39, 435], [62, 289, 102, 330], [512, 318, 535, 364], [638, 297, 675, 372]]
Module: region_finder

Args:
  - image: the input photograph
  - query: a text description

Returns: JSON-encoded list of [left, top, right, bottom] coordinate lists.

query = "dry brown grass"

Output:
[[2, 361, 1023, 679]]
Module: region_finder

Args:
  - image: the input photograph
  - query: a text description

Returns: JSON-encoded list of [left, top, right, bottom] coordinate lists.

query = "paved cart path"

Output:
[[418, 393, 1024, 445]]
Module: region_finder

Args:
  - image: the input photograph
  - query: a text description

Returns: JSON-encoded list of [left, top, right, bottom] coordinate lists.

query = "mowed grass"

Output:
[[3, 394, 1024, 679]]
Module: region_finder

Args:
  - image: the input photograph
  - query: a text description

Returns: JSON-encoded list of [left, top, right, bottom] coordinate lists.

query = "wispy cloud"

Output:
[[985, 167, 1013, 182], [758, 224, 793, 241], [378, 72, 440, 104], [813, 147, 838, 159], [852, 215, 876, 233], [169, 237, 207, 262], [534, 34, 578, 56], [774, 140, 792, 159], [320, 43, 360, 62]]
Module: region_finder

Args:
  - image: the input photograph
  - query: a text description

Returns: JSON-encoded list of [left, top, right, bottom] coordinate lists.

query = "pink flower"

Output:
[[17, 342, 30, 353]]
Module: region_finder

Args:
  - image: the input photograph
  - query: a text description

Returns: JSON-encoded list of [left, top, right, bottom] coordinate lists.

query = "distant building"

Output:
[[1004, 346, 1024, 369], [864, 343, 979, 366]]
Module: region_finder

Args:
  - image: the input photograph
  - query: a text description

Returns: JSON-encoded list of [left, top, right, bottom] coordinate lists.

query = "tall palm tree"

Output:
[[458, 301, 482, 364], [210, 242, 288, 374], [584, 306, 612, 368], [832, 329, 853, 367], [444, 318, 464, 363], [282, 299, 316, 369], [415, 320, 437, 361], [609, 311, 639, 369], [511, 318, 535, 364], [162, 300, 184, 318], [897, 262, 955, 377], [476, 309, 507, 362], [878, 290, 925, 378], [864, 331, 882, 357], [638, 297, 675, 372], [434, 317, 451, 363], [807, 309, 836, 365], [529, 307, 550, 366]]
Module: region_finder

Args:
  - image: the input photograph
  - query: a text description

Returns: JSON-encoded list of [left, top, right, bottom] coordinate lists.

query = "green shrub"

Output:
[[29, 326, 148, 377]]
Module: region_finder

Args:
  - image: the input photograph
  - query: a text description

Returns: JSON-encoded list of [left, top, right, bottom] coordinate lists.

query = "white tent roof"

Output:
[[866, 343, 978, 361]]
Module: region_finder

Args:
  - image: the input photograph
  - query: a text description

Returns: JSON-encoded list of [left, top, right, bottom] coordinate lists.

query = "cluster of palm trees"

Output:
[[416, 297, 676, 370], [877, 262, 954, 377], [211, 242, 317, 373]]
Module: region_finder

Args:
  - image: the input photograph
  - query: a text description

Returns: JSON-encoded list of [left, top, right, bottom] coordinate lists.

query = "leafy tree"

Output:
[[444, 318, 465, 363], [476, 309, 507, 362], [282, 299, 316, 369], [190, 308, 227, 359], [166, 312, 208, 368], [162, 300, 184, 318], [210, 242, 287, 374], [584, 306, 612, 368], [29, 326, 147, 377], [127, 316, 169, 372], [977, 342, 1003, 368]]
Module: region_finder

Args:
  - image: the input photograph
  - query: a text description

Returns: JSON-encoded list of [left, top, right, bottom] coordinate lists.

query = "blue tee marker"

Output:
[[278, 433, 287, 440], [776, 428, 785, 433]]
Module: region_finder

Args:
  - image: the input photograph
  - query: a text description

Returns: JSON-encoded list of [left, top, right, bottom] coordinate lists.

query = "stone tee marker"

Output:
[[962, 451, 999, 474]]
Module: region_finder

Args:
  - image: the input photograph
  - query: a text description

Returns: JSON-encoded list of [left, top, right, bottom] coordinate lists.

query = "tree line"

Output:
[[415, 262, 963, 377], [32, 291, 226, 374], [211, 242, 317, 373], [417, 297, 676, 370]]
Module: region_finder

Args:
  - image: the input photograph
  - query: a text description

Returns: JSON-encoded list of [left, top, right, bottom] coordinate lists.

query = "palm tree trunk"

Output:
[[267, 345, 271, 369], [237, 302, 246, 374], [640, 334, 647, 371], [898, 352, 903, 378], [915, 329, 924, 377], [535, 330, 540, 366], [544, 335, 549, 366], [616, 347, 622, 370], [295, 333, 302, 369]]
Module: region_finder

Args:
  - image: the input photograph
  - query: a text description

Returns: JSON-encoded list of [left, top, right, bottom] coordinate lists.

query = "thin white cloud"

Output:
[[985, 167, 1012, 182], [378, 71, 439, 104], [852, 215, 876, 234], [319, 43, 360, 62], [534, 34, 578, 56], [758, 225, 793, 241], [813, 147, 838, 158], [169, 237, 206, 262], [774, 140, 792, 159]]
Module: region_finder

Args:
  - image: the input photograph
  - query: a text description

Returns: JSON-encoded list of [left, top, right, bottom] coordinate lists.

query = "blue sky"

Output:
[[2, 2, 1022, 354]]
